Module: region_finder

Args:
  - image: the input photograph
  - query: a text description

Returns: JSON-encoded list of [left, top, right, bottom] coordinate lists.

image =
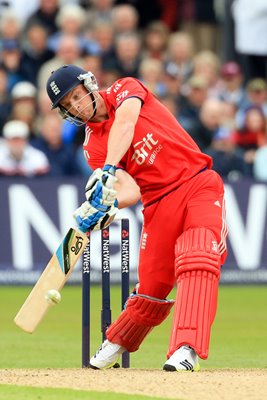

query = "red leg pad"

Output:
[[168, 227, 221, 359], [106, 294, 174, 352]]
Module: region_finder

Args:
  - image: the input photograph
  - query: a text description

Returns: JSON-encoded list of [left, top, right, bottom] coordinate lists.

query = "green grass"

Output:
[[1, 285, 266, 399], [0, 285, 267, 370], [0, 385, 168, 400]]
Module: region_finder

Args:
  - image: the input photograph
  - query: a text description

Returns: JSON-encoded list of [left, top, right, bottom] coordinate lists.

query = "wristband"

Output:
[[103, 164, 117, 176]]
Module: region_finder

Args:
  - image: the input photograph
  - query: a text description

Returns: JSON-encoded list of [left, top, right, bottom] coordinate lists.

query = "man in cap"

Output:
[[0, 120, 50, 176]]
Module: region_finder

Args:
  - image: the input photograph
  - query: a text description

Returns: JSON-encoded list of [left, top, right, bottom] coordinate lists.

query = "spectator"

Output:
[[162, 64, 183, 107], [37, 34, 84, 89], [91, 20, 115, 54], [236, 78, 267, 128], [25, 0, 60, 36], [0, 39, 26, 90], [189, 97, 224, 151], [111, 4, 139, 35], [10, 81, 38, 137], [206, 100, 249, 179], [10, 102, 37, 138], [192, 50, 221, 95], [232, 105, 266, 176], [91, 21, 117, 72], [165, 32, 194, 83], [138, 58, 167, 97], [246, 79, 267, 109], [179, 75, 209, 134], [142, 21, 169, 61], [217, 61, 247, 108], [232, 105, 266, 151], [11, 81, 37, 103], [47, 4, 100, 55], [32, 113, 80, 176], [0, 9, 22, 44], [86, 0, 115, 25], [0, 67, 12, 132], [0, 120, 50, 177], [20, 24, 54, 86], [111, 32, 142, 78]]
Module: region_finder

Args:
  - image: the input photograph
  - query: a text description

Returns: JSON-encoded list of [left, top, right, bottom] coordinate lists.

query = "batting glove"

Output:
[[85, 164, 118, 210], [73, 199, 118, 233]]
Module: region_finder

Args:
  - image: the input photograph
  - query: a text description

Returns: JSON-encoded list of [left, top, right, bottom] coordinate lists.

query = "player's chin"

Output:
[[80, 114, 90, 123]]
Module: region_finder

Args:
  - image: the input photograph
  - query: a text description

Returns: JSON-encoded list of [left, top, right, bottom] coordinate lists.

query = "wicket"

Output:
[[82, 218, 130, 368]]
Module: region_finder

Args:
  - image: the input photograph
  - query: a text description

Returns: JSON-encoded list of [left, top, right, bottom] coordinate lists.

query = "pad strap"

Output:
[[106, 294, 174, 352], [168, 227, 221, 359]]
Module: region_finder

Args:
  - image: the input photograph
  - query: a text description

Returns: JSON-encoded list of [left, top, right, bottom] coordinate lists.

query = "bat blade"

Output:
[[14, 228, 88, 333]]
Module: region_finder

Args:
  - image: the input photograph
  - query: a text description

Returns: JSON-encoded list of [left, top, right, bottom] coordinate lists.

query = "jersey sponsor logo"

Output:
[[116, 90, 129, 103], [106, 82, 122, 95], [50, 81, 60, 95], [131, 133, 162, 166], [113, 82, 122, 93]]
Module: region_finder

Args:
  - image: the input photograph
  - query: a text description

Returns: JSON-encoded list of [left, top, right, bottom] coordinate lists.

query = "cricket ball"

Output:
[[45, 289, 61, 305]]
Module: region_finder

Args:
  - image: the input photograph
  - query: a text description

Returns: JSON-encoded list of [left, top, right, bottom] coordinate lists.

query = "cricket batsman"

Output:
[[46, 65, 228, 371]]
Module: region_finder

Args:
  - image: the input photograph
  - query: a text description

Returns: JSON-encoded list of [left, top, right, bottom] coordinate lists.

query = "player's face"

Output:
[[60, 84, 96, 122]]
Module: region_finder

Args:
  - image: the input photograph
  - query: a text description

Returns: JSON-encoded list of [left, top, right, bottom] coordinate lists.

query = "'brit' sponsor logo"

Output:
[[131, 133, 162, 166]]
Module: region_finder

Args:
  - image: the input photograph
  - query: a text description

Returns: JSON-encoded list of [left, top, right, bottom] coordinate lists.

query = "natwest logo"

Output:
[[131, 133, 161, 165]]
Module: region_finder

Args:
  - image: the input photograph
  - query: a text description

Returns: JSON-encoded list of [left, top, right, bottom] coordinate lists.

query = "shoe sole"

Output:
[[89, 361, 120, 370], [163, 363, 200, 372]]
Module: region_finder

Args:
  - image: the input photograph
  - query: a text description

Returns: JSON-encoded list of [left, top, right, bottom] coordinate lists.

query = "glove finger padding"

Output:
[[90, 203, 118, 232], [73, 201, 118, 233], [90, 181, 118, 210], [85, 170, 118, 211], [73, 201, 105, 232]]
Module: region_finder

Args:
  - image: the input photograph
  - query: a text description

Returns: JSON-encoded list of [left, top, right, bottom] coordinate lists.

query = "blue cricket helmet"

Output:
[[46, 64, 98, 109]]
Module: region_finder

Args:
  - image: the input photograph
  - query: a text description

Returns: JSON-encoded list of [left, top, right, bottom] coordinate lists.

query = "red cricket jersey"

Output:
[[83, 77, 212, 206]]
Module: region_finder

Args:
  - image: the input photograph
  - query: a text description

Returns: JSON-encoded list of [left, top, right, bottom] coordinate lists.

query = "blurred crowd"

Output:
[[0, 0, 266, 181]]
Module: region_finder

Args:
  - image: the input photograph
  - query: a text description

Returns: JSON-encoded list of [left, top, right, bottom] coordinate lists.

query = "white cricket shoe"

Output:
[[163, 345, 200, 372], [89, 340, 126, 369]]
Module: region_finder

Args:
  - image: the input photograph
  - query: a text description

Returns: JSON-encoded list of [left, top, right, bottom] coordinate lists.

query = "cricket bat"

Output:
[[14, 228, 89, 333]]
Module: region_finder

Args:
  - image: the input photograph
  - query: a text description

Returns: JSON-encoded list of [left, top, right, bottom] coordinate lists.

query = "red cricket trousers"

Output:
[[137, 169, 228, 299]]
